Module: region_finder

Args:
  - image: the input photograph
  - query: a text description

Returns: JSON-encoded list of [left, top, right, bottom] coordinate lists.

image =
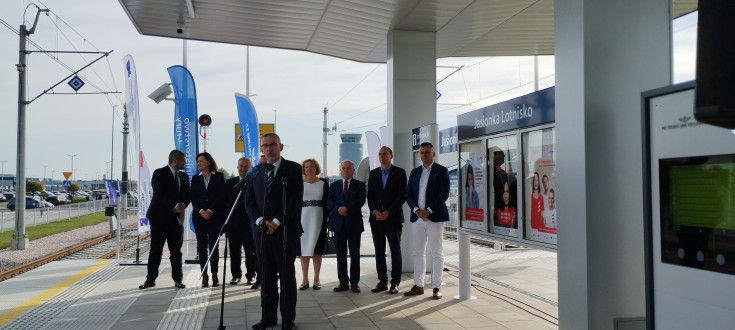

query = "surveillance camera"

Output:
[[177, 27, 183, 34]]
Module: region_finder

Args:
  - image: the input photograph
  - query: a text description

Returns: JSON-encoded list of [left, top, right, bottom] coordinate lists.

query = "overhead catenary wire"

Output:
[[0, 7, 124, 121]]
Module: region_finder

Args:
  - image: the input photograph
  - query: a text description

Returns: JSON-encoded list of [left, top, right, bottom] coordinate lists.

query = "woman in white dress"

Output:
[[299, 159, 329, 290]]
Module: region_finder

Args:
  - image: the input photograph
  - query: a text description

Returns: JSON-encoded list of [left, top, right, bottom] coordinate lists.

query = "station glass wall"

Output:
[[459, 124, 556, 249]]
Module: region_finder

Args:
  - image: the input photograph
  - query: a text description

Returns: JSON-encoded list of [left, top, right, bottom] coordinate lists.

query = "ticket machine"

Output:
[[644, 82, 735, 328]]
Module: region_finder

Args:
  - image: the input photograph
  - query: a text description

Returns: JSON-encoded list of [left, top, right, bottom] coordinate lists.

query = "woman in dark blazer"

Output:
[[191, 152, 227, 287]]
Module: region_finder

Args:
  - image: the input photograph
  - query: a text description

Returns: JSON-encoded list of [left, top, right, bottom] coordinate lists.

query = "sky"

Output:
[[0, 0, 697, 185]]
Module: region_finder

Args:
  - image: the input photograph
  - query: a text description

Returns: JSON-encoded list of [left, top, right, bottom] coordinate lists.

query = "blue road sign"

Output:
[[68, 75, 85, 92], [63, 180, 71, 187]]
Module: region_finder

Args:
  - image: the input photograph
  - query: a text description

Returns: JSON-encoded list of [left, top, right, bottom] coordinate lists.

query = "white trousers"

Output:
[[411, 219, 444, 288]]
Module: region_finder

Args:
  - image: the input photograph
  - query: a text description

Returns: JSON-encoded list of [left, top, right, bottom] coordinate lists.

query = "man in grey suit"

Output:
[[139, 149, 190, 290]]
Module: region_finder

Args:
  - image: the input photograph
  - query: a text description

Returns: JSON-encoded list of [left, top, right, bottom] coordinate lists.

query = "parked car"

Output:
[[2, 192, 14, 200], [7, 197, 41, 211], [0, 194, 6, 202]]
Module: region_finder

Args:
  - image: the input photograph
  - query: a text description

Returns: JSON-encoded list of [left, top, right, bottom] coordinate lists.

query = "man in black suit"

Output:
[[244, 133, 303, 330], [404, 142, 450, 300], [326, 160, 366, 293], [225, 157, 258, 286], [367, 146, 406, 294], [139, 149, 190, 290]]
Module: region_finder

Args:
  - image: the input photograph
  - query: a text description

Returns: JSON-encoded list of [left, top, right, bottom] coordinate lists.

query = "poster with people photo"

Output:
[[524, 128, 557, 243], [488, 136, 519, 237], [460, 142, 486, 231]]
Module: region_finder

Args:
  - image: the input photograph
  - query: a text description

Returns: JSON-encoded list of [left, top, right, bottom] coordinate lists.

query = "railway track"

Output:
[[0, 227, 150, 282]]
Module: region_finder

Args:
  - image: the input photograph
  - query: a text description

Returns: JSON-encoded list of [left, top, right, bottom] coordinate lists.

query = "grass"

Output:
[[0, 212, 107, 250]]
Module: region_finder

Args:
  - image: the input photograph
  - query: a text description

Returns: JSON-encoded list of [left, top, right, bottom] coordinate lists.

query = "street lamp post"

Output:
[[1, 160, 6, 190], [43, 164, 47, 183], [68, 154, 76, 182], [105, 161, 111, 180]]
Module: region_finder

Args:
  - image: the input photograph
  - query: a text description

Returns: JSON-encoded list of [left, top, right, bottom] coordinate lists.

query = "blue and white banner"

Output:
[[123, 55, 151, 234], [365, 130, 381, 170], [167, 65, 199, 179], [235, 93, 260, 163], [104, 179, 118, 206]]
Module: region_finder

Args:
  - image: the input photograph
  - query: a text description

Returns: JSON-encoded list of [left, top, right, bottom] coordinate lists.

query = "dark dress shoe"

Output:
[[202, 273, 209, 288], [174, 282, 186, 289], [403, 285, 424, 296], [281, 321, 296, 330], [299, 282, 309, 290], [350, 284, 361, 293], [432, 288, 442, 299], [230, 277, 241, 285], [251, 280, 261, 289], [333, 284, 349, 292], [388, 284, 399, 294], [138, 281, 155, 289], [245, 275, 254, 285], [312, 284, 321, 290], [212, 274, 219, 287], [371, 282, 388, 293], [251, 319, 277, 329]]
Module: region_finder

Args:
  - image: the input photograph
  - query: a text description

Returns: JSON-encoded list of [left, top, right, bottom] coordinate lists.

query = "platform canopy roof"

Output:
[[118, 0, 698, 63]]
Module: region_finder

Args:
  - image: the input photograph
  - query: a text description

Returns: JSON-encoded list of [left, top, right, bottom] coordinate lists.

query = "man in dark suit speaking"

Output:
[[139, 149, 190, 290], [327, 160, 366, 294], [244, 133, 303, 330], [367, 146, 406, 294], [404, 142, 450, 300]]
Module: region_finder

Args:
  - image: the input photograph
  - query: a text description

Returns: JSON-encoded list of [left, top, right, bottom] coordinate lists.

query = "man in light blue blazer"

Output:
[[327, 160, 366, 293], [404, 142, 450, 299]]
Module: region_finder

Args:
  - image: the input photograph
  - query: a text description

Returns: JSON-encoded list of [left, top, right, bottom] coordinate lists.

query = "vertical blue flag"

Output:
[[235, 93, 260, 162], [167, 65, 199, 179], [168, 65, 198, 234]]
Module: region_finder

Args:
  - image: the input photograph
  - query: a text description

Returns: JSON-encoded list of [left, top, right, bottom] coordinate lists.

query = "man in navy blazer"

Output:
[[366, 146, 406, 294], [404, 142, 450, 299], [327, 160, 366, 293], [139, 149, 189, 290], [244, 133, 303, 330]]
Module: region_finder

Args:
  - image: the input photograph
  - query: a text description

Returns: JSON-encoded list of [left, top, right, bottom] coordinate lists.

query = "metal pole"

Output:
[[322, 107, 328, 177], [458, 230, 473, 300], [1, 160, 6, 190], [534, 55, 539, 91], [12, 24, 29, 250], [246, 45, 249, 99], [111, 105, 116, 180], [183, 39, 188, 67], [117, 109, 129, 259]]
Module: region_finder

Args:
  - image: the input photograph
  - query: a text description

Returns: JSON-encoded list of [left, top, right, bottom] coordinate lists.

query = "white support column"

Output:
[[555, 0, 671, 328], [387, 30, 436, 273], [457, 230, 473, 300]]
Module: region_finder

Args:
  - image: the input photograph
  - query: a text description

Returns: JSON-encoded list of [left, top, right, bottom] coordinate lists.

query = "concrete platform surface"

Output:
[[0, 231, 557, 330]]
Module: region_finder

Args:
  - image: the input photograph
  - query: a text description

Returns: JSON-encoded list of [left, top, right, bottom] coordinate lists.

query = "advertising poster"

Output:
[[460, 142, 485, 230], [488, 136, 519, 237], [464, 152, 485, 222], [524, 128, 557, 243]]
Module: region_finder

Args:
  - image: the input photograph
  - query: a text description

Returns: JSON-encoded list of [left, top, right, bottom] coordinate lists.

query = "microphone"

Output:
[[233, 166, 259, 191]]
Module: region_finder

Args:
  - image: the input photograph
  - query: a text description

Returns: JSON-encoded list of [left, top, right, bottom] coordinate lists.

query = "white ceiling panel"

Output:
[[117, 0, 699, 63]]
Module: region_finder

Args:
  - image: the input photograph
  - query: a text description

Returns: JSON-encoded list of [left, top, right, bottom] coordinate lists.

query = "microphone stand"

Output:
[[201, 186, 245, 330]]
